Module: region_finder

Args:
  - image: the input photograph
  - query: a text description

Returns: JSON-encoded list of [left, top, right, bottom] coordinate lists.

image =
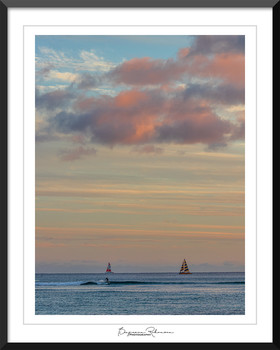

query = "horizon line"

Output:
[[35, 271, 245, 274]]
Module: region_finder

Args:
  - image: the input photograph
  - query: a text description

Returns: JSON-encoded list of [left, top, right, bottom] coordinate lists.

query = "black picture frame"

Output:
[[0, 0, 277, 348]]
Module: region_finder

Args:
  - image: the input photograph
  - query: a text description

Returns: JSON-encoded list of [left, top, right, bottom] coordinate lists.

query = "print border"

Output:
[[1, 0, 278, 348]]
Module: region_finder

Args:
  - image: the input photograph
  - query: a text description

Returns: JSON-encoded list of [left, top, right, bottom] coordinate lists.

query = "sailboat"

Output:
[[105, 262, 113, 273], [179, 259, 192, 274]]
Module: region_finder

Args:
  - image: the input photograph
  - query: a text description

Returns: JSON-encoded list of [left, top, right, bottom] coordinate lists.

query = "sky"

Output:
[[35, 35, 245, 273]]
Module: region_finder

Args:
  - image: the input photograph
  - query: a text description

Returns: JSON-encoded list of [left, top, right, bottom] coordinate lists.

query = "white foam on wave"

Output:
[[96, 279, 109, 285], [36, 281, 83, 286]]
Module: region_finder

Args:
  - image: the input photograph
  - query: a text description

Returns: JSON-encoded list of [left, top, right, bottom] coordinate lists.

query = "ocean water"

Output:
[[35, 272, 245, 315]]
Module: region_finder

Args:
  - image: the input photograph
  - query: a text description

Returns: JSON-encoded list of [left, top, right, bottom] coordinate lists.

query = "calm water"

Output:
[[35, 272, 245, 315]]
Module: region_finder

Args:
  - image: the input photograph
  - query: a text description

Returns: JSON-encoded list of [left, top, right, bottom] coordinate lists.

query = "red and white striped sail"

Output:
[[106, 262, 112, 273]]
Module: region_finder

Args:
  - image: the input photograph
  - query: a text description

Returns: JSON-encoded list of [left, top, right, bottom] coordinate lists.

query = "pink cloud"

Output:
[[190, 53, 245, 87], [110, 57, 187, 86], [37, 36, 245, 149], [109, 43, 244, 88], [115, 89, 148, 107], [51, 87, 243, 148], [177, 47, 190, 59]]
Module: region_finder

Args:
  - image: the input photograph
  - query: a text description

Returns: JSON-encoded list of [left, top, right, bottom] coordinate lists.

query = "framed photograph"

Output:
[[1, 0, 277, 346]]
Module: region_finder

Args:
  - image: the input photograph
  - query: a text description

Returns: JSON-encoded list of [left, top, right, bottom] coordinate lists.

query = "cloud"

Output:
[[206, 142, 228, 152], [183, 82, 244, 105], [75, 72, 101, 89], [110, 56, 186, 86], [115, 89, 148, 107], [36, 63, 55, 79], [132, 145, 164, 155], [110, 52, 244, 87], [51, 111, 94, 134], [36, 88, 76, 110], [36, 36, 245, 91], [79, 50, 115, 72], [46, 70, 79, 83], [195, 53, 244, 87], [59, 145, 97, 161], [188, 35, 245, 56], [42, 87, 244, 148], [108, 36, 244, 87], [155, 114, 232, 146], [229, 114, 245, 141], [35, 36, 245, 149], [36, 47, 115, 73]]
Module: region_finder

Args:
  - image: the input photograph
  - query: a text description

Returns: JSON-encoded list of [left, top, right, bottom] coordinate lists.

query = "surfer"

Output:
[[105, 277, 110, 285]]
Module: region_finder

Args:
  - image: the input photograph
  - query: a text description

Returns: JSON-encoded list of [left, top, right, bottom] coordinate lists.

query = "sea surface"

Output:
[[35, 272, 245, 315]]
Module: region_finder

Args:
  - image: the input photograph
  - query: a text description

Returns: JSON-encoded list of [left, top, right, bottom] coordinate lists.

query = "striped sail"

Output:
[[106, 262, 112, 273], [179, 259, 191, 274]]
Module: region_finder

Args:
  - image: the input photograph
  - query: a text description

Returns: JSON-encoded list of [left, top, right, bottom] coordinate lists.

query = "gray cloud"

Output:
[[188, 35, 245, 56], [155, 117, 232, 146], [36, 63, 55, 79], [36, 89, 76, 110], [183, 82, 245, 105], [132, 145, 164, 155], [75, 73, 102, 90], [59, 145, 97, 161]]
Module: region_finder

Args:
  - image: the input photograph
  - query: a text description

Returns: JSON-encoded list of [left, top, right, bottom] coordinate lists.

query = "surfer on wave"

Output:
[[105, 277, 110, 285]]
